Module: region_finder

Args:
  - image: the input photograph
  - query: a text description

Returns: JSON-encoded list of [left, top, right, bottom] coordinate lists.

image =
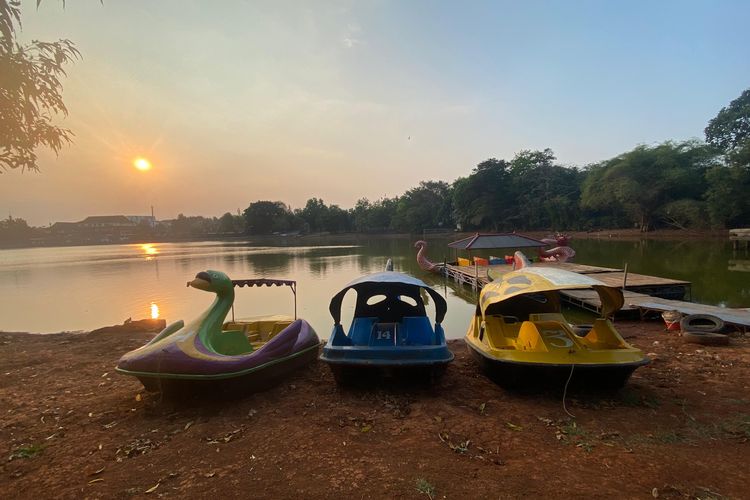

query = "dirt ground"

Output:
[[1, 322, 748, 499]]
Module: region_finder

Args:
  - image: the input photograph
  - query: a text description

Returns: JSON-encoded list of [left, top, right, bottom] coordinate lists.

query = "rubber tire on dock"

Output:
[[680, 314, 725, 333], [681, 331, 730, 346]]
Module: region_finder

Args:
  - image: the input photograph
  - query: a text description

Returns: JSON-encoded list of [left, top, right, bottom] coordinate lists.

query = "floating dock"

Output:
[[730, 228, 750, 250], [441, 262, 750, 331], [442, 262, 691, 300]]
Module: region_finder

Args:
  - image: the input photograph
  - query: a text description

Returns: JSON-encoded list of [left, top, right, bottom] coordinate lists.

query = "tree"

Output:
[[452, 158, 512, 230], [705, 88, 750, 166], [243, 200, 298, 235], [320, 204, 353, 233], [1, 0, 80, 173], [352, 197, 398, 232], [218, 212, 241, 234], [580, 141, 717, 231], [704, 88, 750, 227], [168, 214, 219, 238], [393, 181, 454, 233], [508, 149, 584, 230], [297, 198, 327, 233], [704, 158, 750, 228], [0, 215, 34, 244]]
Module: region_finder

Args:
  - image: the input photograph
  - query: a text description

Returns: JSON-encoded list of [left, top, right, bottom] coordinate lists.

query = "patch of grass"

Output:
[[415, 478, 436, 499], [438, 431, 470, 454], [694, 486, 728, 500], [9, 443, 45, 460], [719, 413, 750, 439], [724, 398, 749, 406], [556, 421, 595, 452], [619, 389, 661, 408], [653, 430, 686, 444]]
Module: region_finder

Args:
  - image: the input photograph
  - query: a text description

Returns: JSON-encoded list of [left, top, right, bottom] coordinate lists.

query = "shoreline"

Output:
[[0, 227, 735, 251], [1, 323, 748, 498]]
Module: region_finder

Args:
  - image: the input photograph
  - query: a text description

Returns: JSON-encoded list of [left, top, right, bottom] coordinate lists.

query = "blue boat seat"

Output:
[[370, 322, 397, 346], [349, 317, 377, 346], [398, 316, 434, 346]]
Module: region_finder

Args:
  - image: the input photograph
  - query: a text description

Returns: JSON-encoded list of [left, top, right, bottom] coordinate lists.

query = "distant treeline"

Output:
[[2, 88, 749, 246]]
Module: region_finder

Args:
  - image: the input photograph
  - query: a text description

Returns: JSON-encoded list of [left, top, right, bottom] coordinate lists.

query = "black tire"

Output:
[[680, 314, 725, 333], [682, 330, 730, 346]]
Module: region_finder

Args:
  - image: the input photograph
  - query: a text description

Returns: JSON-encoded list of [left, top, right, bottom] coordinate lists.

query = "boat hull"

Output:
[[116, 318, 320, 395], [130, 342, 320, 396], [324, 358, 452, 386], [320, 345, 454, 385], [466, 341, 648, 391]]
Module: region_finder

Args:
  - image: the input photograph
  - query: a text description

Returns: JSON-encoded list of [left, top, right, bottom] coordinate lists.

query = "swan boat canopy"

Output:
[[320, 268, 454, 383], [465, 257, 649, 389], [115, 270, 320, 393]]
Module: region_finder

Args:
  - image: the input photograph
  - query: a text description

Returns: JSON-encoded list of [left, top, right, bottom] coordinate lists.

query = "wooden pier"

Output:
[[440, 261, 750, 330], [730, 228, 750, 251], [442, 262, 691, 300]]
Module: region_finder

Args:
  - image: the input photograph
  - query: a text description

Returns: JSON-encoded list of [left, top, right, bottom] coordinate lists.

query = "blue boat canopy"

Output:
[[329, 271, 447, 325]]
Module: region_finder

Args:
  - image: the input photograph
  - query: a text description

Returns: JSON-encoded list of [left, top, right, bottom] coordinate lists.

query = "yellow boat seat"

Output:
[[578, 318, 628, 350], [482, 315, 518, 349]]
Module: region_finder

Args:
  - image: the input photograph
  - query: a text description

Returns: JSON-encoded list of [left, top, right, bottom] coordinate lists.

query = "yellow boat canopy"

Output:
[[481, 267, 624, 319]]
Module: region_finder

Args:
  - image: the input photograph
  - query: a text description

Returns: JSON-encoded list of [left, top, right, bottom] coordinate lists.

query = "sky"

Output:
[[3, 0, 750, 226]]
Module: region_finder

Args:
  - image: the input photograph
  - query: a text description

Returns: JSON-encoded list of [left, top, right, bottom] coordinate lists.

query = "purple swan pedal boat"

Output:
[[115, 270, 320, 394]]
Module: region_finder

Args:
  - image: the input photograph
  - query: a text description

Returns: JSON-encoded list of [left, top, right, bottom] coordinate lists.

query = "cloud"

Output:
[[341, 22, 363, 48]]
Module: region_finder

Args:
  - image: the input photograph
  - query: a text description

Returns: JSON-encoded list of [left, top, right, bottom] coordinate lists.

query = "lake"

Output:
[[0, 236, 748, 336]]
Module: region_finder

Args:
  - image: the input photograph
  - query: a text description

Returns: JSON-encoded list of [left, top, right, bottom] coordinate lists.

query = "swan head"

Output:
[[414, 240, 426, 249], [187, 270, 233, 295]]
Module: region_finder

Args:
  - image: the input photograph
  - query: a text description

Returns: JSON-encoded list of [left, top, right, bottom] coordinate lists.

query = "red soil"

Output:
[[1, 322, 748, 499]]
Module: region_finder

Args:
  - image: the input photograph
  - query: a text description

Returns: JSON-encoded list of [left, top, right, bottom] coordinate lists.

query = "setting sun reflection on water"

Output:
[[141, 243, 159, 260], [141, 244, 159, 258], [150, 302, 160, 319]]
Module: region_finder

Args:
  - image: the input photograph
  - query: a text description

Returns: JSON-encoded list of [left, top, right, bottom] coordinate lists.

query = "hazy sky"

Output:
[[3, 0, 749, 226]]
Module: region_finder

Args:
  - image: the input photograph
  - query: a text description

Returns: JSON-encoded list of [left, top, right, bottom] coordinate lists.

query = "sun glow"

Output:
[[140, 243, 158, 257], [150, 302, 160, 319], [134, 157, 152, 171]]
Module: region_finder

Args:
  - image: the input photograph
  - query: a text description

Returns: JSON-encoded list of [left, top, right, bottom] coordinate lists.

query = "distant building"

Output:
[[50, 215, 141, 243], [50, 221, 80, 235], [79, 215, 136, 229], [126, 215, 157, 228]]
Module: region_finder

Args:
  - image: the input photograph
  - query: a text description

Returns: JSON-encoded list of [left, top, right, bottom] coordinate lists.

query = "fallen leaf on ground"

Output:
[[89, 467, 105, 476]]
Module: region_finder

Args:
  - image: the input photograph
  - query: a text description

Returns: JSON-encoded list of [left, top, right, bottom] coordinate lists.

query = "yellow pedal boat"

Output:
[[465, 253, 649, 389]]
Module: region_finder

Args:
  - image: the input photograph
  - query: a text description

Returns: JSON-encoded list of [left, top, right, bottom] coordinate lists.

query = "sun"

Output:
[[134, 157, 152, 171]]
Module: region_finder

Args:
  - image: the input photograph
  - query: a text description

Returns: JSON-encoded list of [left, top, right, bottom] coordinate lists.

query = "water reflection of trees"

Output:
[[577, 238, 747, 308], [243, 253, 292, 276]]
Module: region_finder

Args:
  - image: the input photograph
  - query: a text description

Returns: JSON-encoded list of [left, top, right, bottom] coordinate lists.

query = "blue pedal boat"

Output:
[[320, 267, 454, 383]]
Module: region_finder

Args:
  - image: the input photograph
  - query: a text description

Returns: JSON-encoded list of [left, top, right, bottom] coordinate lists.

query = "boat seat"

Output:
[[350, 317, 377, 346], [246, 330, 262, 342], [370, 322, 397, 346], [579, 318, 628, 349], [211, 329, 254, 355], [224, 322, 249, 333], [483, 315, 517, 348], [398, 316, 434, 346], [529, 313, 566, 323], [270, 321, 290, 338]]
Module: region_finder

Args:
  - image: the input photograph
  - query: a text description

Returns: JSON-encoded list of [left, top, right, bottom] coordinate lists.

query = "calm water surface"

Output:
[[0, 237, 747, 335]]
